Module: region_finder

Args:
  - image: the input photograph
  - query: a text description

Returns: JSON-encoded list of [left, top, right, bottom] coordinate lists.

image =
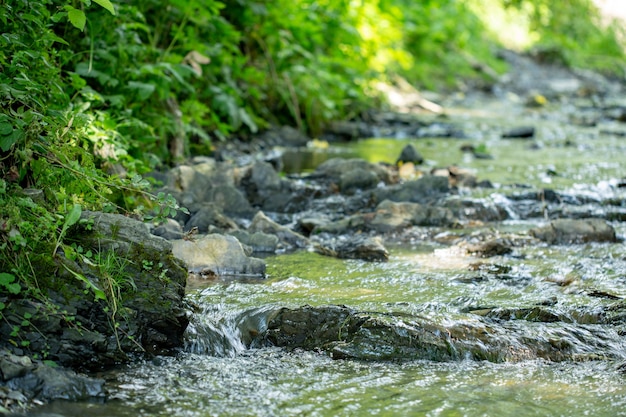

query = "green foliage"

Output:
[[503, 0, 626, 73]]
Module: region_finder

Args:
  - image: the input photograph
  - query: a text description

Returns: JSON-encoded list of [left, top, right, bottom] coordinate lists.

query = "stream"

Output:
[[31, 95, 626, 416]]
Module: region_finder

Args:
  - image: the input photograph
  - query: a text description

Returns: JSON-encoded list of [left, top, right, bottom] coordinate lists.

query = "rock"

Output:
[[5, 211, 192, 368], [314, 200, 456, 234], [313, 158, 394, 187], [248, 211, 309, 249], [530, 219, 617, 244], [151, 218, 184, 240], [324, 121, 370, 140], [239, 161, 288, 208], [396, 144, 424, 165], [252, 305, 602, 362], [339, 168, 380, 194], [444, 197, 511, 222], [25, 366, 104, 401], [80, 211, 172, 255], [501, 126, 535, 138], [228, 230, 279, 253], [205, 185, 256, 218], [0, 353, 34, 381], [463, 238, 512, 257], [184, 205, 238, 233], [315, 235, 389, 262], [369, 200, 457, 232], [258, 125, 310, 147], [172, 234, 266, 277], [372, 175, 449, 204]]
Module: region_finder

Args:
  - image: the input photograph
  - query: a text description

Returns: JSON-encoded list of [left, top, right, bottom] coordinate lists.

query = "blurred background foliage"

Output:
[[0, 0, 624, 288]]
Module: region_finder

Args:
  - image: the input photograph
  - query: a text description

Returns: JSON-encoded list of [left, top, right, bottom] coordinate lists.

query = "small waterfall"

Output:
[[184, 302, 275, 357]]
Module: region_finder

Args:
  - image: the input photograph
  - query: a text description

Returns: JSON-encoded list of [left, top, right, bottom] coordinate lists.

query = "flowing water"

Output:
[[33, 99, 626, 416]]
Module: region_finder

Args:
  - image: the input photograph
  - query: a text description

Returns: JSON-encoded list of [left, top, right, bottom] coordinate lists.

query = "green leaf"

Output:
[[0, 272, 16, 286], [65, 204, 82, 228], [65, 6, 86, 31], [0, 130, 18, 152], [93, 0, 116, 15], [0, 122, 12, 135]]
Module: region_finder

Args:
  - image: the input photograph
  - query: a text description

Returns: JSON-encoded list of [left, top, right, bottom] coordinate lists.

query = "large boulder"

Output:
[[252, 305, 613, 362], [0, 211, 189, 370], [172, 234, 266, 277], [530, 218, 617, 244]]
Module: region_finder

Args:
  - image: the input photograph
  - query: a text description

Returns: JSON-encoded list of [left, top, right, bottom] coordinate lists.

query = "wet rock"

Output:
[[315, 200, 456, 234], [530, 218, 617, 244], [369, 200, 457, 232], [313, 158, 394, 188], [463, 238, 512, 258], [444, 197, 511, 222], [0, 350, 104, 413], [11, 366, 104, 402], [339, 168, 380, 195], [151, 218, 184, 240], [372, 175, 449, 204], [315, 235, 389, 262], [396, 144, 423, 165], [501, 126, 535, 138], [184, 204, 238, 233], [248, 211, 309, 250], [228, 230, 279, 253], [253, 305, 599, 362], [172, 234, 266, 277]]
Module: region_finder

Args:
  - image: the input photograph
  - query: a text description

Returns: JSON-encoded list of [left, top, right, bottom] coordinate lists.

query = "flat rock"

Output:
[[530, 218, 617, 244]]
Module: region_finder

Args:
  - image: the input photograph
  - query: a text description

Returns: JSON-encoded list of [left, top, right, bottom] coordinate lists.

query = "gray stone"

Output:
[[314, 158, 393, 185], [339, 168, 380, 194], [396, 144, 424, 165], [80, 211, 171, 255], [252, 305, 609, 362], [530, 218, 617, 244], [248, 211, 309, 249], [315, 199, 456, 234], [369, 200, 456, 232], [184, 205, 238, 233], [372, 175, 449, 204], [206, 185, 255, 218], [172, 234, 266, 277], [228, 230, 279, 253], [315, 235, 389, 262], [152, 218, 184, 240]]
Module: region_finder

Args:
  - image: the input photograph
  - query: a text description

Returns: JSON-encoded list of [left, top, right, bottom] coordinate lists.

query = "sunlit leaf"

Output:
[[65, 6, 86, 31], [93, 0, 116, 15]]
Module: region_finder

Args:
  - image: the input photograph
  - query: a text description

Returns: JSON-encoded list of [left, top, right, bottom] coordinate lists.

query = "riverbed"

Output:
[[30, 93, 626, 416]]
